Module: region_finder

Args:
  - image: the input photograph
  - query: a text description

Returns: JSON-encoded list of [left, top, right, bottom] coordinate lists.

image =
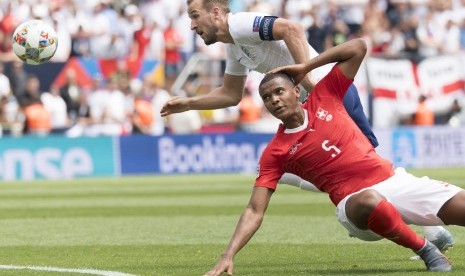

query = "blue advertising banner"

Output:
[[119, 133, 274, 174], [0, 136, 116, 180]]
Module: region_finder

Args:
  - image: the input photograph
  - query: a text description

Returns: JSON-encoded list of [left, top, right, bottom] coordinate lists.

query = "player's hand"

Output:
[[203, 256, 234, 276], [267, 63, 308, 86], [160, 96, 191, 117]]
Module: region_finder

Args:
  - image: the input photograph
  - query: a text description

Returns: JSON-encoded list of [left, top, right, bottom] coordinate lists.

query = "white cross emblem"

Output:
[[316, 108, 328, 120]]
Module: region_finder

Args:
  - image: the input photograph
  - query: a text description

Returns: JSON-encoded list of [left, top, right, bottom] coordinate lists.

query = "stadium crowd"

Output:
[[0, 0, 464, 136]]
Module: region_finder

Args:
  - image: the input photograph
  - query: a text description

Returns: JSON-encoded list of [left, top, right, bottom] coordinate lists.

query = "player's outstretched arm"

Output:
[[204, 187, 273, 276], [160, 74, 247, 117], [268, 38, 367, 83]]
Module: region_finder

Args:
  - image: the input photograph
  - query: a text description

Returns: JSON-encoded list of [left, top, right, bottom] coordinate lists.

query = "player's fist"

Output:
[[160, 96, 191, 117]]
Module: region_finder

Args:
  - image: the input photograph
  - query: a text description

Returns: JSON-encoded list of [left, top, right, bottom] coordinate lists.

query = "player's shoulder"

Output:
[[261, 126, 289, 155], [228, 12, 271, 40], [229, 12, 270, 24]]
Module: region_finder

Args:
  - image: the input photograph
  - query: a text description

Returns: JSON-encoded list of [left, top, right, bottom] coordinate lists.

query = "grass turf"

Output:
[[0, 168, 463, 275]]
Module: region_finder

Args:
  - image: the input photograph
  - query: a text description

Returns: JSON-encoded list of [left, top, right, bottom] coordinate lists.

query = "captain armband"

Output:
[[258, 16, 278, 41]]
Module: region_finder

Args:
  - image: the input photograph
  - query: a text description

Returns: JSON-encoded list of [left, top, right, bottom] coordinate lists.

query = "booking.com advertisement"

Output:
[[0, 136, 116, 180], [120, 133, 273, 175]]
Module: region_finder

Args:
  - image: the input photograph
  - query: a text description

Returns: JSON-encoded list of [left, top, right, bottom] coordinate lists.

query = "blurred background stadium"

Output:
[[0, 0, 463, 180], [0, 1, 464, 275]]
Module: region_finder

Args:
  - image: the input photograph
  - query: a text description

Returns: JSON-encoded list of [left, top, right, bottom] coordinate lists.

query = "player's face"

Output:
[[188, 0, 219, 45], [259, 77, 300, 121]]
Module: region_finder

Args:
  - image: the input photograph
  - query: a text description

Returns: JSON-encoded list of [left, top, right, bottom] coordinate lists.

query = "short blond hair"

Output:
[[187, 0, 230, 14]]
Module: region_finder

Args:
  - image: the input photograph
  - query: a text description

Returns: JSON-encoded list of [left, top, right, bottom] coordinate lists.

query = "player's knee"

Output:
[[348, 190, 383, 219]]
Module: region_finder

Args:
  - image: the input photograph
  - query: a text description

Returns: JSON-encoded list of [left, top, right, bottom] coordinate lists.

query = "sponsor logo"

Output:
[[289, 142, 302, 155], [158, 136, 268, 173], [262, 17, 272, 39], [240, 46, 255, 60], [253, 16, 261, 32], [0, 148, 93, 180]]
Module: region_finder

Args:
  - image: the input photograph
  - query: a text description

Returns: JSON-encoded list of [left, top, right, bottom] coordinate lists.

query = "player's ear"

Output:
[[212, 6, 221, 16], [294, 85, 300, 99]]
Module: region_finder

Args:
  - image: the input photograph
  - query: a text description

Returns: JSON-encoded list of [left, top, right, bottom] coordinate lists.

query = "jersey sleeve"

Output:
[[254, 145, 283, 190], [316, 65, 353, 100], [229, 12, 278, 44]]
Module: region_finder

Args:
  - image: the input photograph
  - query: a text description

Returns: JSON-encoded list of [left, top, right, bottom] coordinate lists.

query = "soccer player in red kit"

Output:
[[204, 38, 465, 276]]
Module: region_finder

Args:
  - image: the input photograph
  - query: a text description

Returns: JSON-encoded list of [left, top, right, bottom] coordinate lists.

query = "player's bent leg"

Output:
[[437, 190, 465, 226], [346, 189, 426, 250], [338, 190, 452, 271], [278, 173, 321, 193]]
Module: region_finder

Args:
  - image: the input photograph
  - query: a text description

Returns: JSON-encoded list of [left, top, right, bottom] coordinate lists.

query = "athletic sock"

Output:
[[422, 226, 445, 241], [367, 199, 426, 251]]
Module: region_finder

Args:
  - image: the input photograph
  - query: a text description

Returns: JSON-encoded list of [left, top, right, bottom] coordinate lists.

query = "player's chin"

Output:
[[272, 109, 287, 120]]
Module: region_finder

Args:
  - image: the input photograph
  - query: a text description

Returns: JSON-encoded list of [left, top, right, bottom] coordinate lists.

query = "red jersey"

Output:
[[255, 66, 394, 205]]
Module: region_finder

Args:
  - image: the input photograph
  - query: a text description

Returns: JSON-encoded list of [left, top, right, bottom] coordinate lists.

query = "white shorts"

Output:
[[336, 167, 463, 241]]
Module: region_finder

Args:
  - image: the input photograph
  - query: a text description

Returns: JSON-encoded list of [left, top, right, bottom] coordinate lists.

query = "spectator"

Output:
[[7, 61, 27, 106], [50, 17, 72, 62], [20, 75, 51, 136], [163, 18, 184, 91], [307, 7, 328, 53], [174, 6, 195, 67], [103, 74, 127, 135], [41, 85, 70, 133], [60, 69, 83, 123], [440, 19, 461, 55], [71, 24, 92, 57], [130, 17, 153, 62], [146, 19, 165, 61], [237, 86, 262, 132], [168, 110, 202, 134], [0, 91, 20, 136], [131, 79, 154, 135], [448, 98, 465, 127], [412, 95, 434, 126], [147, 75, 170, 136], [165, 72, 203, 134], [417, 10, 443, 57], [0, 2, 19, 62]]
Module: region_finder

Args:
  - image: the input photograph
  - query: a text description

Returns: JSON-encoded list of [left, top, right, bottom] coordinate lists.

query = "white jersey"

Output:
[[225, 12, 332, 82]]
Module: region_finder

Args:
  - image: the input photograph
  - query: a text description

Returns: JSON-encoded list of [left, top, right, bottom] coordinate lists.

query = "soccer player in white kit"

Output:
[[160, 0, 454, 253]]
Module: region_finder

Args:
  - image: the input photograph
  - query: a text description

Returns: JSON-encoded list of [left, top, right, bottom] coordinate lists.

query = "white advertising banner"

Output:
[[366, 58, 419, 128], [417, 56, 465, 113], [375, 126, 465, 169]]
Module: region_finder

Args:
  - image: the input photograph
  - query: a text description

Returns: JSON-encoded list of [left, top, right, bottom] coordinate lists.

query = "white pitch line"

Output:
[[0, 265, 139, 276]]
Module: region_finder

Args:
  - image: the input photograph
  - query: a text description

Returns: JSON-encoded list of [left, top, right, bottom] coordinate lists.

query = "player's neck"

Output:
[[218, 13, 234, 44], [283, 108, 306, 129]]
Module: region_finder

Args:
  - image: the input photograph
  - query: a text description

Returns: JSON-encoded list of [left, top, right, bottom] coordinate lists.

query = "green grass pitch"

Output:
[[0, 168, 463, 275]]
